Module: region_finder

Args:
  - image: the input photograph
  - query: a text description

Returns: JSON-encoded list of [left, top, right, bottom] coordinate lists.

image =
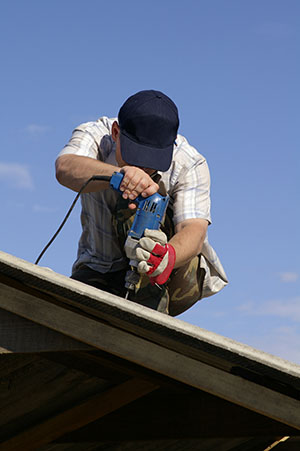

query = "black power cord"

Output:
[[35, 175, 111, 265]]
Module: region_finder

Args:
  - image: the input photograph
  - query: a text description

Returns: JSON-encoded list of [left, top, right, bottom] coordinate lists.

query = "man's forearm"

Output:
[[55, 154, 160, 207], [55, 154, 119, 192], [169, 219, 208, 268]]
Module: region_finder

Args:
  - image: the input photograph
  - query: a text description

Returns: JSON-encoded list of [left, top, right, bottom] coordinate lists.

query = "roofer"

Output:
[[55, 89, 228, 315]]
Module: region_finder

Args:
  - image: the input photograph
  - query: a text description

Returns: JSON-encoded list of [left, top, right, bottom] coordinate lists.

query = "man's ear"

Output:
[[111, 121, 120, 142]]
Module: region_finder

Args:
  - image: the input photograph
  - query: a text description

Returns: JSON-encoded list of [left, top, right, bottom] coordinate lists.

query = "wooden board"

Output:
[[0, 280, 300, 431]]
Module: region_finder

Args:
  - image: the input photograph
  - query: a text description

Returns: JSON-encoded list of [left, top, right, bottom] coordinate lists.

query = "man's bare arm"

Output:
[[55, 154, 119, 192], [55, 154, 159, 204], [169, 218, 209, 268]]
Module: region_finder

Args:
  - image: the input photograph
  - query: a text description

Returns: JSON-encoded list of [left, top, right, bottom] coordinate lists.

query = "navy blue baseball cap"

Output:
[[118, 90, 179, 171]]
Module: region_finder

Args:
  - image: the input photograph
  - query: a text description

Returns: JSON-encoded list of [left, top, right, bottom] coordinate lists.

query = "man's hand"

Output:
[[135, 229, 176, 285], [119, 166, 159, 209]]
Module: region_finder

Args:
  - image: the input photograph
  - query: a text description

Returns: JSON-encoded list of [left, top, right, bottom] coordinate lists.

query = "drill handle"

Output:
[[110, 171, 169, 239], [110, 171, 150, 204], [110, 171, 125, 193]]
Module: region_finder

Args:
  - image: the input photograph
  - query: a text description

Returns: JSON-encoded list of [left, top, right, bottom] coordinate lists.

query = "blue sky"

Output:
[[1, 1, 299, 363]]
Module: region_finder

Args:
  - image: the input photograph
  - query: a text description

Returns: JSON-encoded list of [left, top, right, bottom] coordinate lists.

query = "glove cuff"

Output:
[[150, 244, 176, 285]]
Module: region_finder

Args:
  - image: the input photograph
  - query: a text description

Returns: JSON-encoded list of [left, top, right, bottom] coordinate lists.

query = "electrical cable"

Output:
[[35, 175, 111, 265]]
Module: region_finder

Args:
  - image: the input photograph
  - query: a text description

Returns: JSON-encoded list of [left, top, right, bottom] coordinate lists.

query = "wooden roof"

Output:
[[0, 250, 300, 450]]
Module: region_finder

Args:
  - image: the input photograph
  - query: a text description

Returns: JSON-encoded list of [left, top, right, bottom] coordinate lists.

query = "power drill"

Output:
[[110, 171, 169, 298]]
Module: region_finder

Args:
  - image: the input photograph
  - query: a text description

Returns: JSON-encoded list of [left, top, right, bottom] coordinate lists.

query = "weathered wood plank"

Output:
[[0, 308, 91, 353], [0, 353, 38, 377], [44, 351, 128, 384], [0, 357, 112, 436], [0, 281, 300, 431], [0, 378, 157, 451], [57, 388, 299, 441]]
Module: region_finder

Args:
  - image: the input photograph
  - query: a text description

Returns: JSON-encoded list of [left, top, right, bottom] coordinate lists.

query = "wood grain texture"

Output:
[[0, 378, 157, 451], [0, 281, 300, 431]]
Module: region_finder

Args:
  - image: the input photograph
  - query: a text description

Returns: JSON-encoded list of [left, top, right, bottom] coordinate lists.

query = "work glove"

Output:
[[135, 229, 176, 285]]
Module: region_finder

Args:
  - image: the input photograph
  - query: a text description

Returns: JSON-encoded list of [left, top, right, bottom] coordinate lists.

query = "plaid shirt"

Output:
[[59, 117, 228, 298]]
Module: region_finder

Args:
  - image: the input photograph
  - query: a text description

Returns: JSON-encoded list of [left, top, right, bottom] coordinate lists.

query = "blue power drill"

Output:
[[110, 171, 169, 297]]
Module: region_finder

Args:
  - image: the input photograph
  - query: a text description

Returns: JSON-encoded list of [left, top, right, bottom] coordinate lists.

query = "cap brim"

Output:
[[120, 131, 173, 172]]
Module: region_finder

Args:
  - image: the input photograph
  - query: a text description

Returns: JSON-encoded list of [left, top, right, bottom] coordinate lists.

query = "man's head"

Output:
[[112, 90, 179, 172]]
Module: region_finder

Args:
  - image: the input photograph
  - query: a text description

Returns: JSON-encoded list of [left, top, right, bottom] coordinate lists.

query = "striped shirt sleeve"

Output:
[[172, 158, 211, 225], [167, 135, 211, 226], [58, 117, 115, 160]]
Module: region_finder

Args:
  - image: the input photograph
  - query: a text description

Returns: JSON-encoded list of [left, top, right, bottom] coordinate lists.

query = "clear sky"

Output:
[[1, 1, 299, 363]]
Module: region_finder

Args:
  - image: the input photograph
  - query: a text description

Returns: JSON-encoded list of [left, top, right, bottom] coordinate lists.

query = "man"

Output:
[[56, 90, 228, 315]]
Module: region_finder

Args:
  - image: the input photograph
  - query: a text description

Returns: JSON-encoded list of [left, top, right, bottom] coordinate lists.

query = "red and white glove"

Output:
[[135, 229, 176, 285]]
